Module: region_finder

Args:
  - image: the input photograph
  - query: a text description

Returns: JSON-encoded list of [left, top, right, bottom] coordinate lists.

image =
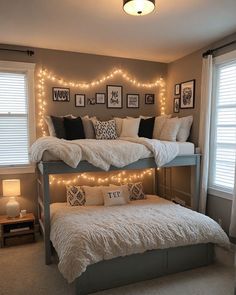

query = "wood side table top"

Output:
[[0, 213, 35, 225]]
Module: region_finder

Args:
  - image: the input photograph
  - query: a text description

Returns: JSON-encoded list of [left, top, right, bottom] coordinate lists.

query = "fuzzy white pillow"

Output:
[[152, 115, 171, 139], [120, 118, 140, 138], [177, 116, 193, 142], [102, 186, 128, 206], [83, 186, 104, 206], [159, 118, 181, 141]]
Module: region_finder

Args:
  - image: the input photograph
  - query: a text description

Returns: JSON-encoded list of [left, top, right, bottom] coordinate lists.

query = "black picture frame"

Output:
[[96, 93, 106, 104], [127, 94, 139, 108], [87, 97, 96, 105], [180, 79, 195, 109], [173, 98, 180, 113], [75, 94, 85, 107], [174, 84, 180, 96], [52, 87, 70, 102], [106, 85, 123, 109], [145, 94, 155, 105]]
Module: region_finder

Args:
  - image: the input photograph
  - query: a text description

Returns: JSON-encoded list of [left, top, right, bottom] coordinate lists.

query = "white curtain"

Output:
[[229, 163, 236, 239], [198, 55, 213, 213]]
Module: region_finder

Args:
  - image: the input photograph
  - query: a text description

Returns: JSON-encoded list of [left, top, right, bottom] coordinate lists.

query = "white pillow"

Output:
[[102, 186, 128, 206], [159, 118, 181, 141], [109, 184, 130, 202], [114, 117, 124, 137], [152, 115, 171, 139], [177, 116, 193, 142], [83, 186, 104, 206], [120, 118, 140, 138]]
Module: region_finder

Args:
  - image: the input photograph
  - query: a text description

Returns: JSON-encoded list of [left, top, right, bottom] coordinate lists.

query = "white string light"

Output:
[[49, 168, 161, 186], [37, 68, 166, 136]]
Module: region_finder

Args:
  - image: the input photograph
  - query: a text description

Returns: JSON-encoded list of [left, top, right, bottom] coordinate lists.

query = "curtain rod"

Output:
[[0, 48, 34, 56], [202, 40, 236, 58]]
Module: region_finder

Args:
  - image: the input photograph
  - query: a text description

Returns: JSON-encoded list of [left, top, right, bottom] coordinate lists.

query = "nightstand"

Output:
[[0, 213, 36, 247]]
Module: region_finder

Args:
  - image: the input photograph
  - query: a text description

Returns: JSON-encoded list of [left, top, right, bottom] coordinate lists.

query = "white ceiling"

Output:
[[0, 0, 236, 63]]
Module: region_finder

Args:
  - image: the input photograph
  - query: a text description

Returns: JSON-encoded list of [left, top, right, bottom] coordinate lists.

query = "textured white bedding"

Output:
[[50, 195, 230, 283], [30, 137, 184, 169]]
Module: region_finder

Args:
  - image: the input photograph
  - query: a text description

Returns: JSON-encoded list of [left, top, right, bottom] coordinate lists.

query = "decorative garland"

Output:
[[37, 68, 166, 136]]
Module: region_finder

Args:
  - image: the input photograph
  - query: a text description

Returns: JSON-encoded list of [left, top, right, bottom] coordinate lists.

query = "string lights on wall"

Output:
[[48, 169, 160, 186], [37, 68, 166, 136]]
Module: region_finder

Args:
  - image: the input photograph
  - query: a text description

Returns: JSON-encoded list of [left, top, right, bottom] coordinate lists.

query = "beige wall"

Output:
[[0, 45, 167, 216]]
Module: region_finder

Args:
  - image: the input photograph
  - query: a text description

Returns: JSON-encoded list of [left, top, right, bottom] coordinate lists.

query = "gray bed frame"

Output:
[[37, 154, 209, 295]]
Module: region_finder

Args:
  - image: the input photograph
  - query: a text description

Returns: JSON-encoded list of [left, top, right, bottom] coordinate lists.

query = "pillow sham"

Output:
[[177, 116, 193, 142], [83, 186, 104, 206], [102, 186, 128, 206], [50, 115, 66, 139], [109, 184, 131, 202], [128, 182, 146, 201], [64, 117, 85, 140], [152, 115, 171, 139], [138, 117, 155, 139], [81, 116, 96, 139], [159, 117, 181, 141], [113, 117, 124, 137], [66, 185, 86, 206], [93, 120, 117, 140], [120, 118, 140, 138], [44, 116, 56, 137]]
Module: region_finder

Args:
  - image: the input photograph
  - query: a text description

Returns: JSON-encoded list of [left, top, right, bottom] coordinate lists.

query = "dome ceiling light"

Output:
[[123, 0, 155, 16]]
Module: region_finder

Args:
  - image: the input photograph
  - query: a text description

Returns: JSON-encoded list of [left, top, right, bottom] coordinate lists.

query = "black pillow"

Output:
[[138, 117, 155, 139], [64, 117, 85, 140], [50, 116, 66, 139]]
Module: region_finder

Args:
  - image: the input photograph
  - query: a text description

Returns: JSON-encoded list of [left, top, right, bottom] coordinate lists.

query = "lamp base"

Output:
[[6, 197, 20, 218]]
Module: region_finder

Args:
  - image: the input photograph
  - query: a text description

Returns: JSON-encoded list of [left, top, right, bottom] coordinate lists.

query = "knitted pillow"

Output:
[[128, 182, 146, 201], [66, 185, 85, 206], [93, 120, 117, 140]]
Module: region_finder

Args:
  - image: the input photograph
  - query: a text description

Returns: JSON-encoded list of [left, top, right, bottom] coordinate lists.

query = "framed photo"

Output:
[[96, 93, 105, 104], [52, 87, 70, 102], [145, 94, 155, 104], [75, 94, 85, 107], [87, 97, 96, 105], [174, 84, 180, 96], [173, 98, 180, 113], [180, 80, 195, 109], [127, 94, 139, 108], [107, 85, 123, 109]]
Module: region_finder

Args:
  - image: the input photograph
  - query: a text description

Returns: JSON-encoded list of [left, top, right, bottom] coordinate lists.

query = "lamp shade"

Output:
[[2, 179, 21, 197], [123, 0, 155, 16]]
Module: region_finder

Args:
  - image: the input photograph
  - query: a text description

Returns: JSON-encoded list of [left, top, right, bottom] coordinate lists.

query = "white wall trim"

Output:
[[208, 187, 233, 201]]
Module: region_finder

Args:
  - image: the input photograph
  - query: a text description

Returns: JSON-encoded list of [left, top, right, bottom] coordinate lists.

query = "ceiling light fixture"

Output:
[[123, 0, 155, 16]]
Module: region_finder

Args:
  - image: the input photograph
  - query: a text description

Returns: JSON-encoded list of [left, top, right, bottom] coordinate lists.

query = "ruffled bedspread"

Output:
[[50, 196, 230, 283], [30, 137, 179, 169]]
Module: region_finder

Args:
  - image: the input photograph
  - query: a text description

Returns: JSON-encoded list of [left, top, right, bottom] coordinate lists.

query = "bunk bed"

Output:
[[36, 153, 213, 295]]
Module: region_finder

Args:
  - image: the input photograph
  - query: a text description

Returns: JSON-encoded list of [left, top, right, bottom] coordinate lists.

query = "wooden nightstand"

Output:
[[0, 213, 36, 248]]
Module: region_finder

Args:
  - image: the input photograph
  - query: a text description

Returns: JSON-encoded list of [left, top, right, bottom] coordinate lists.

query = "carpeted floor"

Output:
[[0, 238, 235, 295]]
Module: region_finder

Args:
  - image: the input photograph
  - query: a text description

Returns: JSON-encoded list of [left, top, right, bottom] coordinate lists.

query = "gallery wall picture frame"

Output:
[[145, 94, 155, 104], [180, 79, 195, 109], [127, 94, 139, 108], [107, 85, 123, 109], [96, 93, 106, 104], [52, 87, 70, 102], [87, 97, 96, 105], [174, 84, 180, 96], [173, 98, 180, 113], [75, 94, 85, 107]]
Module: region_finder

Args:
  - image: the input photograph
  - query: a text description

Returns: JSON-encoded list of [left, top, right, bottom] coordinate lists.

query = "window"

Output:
[[0, 61, 35, 174], [209, 51, 236, 198]]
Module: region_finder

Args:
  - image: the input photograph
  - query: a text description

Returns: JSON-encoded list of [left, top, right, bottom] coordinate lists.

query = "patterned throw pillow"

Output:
[[66, 185, 86, 206], [93, 120, 117, 140], [128, 182, 146, 201]]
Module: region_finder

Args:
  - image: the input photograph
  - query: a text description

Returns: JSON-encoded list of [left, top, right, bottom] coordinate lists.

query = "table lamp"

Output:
[[2, 179, 21, 218]]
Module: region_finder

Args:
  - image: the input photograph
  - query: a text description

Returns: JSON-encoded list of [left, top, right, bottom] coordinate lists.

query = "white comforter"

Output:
[[30, 137, 179, 170], [50, 196, 230, 283]]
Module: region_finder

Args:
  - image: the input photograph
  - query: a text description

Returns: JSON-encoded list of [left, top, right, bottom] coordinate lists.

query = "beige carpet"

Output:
[[0, 238, 235, 295]]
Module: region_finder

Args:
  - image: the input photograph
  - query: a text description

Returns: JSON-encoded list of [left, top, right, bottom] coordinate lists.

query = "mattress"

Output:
[[50, 195, 229, 283], [42, 141, 195, 161]]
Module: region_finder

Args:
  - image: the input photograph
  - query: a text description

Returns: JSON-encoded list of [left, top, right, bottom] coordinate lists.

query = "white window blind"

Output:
[[210, 60, 236, 194], [0, 71, 30, 166]]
